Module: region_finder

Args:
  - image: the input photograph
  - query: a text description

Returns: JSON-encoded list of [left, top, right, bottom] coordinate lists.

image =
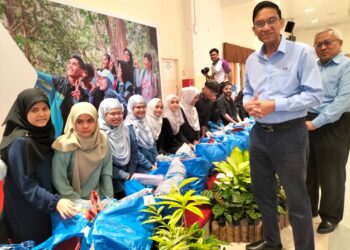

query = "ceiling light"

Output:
[[305, 8, 313, 13], [311, 18, 319, 24]]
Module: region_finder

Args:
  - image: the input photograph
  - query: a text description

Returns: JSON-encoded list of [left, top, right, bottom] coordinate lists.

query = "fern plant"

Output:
[[142, 177, 227, 249]]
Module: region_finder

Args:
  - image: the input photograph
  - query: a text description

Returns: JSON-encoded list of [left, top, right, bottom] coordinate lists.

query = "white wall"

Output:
[[295, 23, 350, 54]]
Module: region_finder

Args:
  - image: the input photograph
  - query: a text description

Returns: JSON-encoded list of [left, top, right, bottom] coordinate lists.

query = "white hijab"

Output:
[[163, 94, 184, 135], [98, 98, 131, 166], [179, 87, 200, 131], [146, 98, 163, 140], [124, 95, 155, 149]]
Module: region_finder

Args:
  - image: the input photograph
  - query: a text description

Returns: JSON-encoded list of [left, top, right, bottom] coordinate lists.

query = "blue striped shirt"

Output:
[[243, 37, 323, 124], [308, 53, 350, 128]]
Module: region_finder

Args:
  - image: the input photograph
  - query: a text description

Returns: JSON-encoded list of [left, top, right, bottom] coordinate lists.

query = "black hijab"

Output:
[[0, 88, 54, 176]]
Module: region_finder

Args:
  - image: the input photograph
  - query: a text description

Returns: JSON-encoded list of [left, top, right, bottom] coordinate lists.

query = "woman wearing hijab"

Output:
[[124, 95, 158, 172], [98, 98, 138, 199], [0, 88, 75, 244], [149, 97, 183, 154], [52, 102, 113, 200], [179, 87, 201, 143]]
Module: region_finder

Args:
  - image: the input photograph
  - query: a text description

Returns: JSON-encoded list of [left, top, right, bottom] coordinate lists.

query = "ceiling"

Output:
[[221, 0, 350, 31]]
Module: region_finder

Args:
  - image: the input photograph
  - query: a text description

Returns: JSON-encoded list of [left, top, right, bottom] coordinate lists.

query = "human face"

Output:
[[133, 103, 146, 119], [252, 8, 284, 47], [143, 57, 151, 70], [105, 108, 124, 127], [223, 84, 232, 97], [99, 78, 108, 91], [314, 31, 342, 64], [169, 97, 179, 112], [67, 58, 83, 79], [74, 114, 96, 138], [123, 50, 130, 62], [153, 101, 163, 118], [210, 51, 219, 63], [27, 101, 50, 127], [203, 87, 216, 99], [102, 55, 110, 69]]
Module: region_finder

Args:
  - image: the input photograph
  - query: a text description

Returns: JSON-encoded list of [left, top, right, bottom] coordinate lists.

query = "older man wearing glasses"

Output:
[[243, 1, 323, 250], [306, 28, 350, 234]]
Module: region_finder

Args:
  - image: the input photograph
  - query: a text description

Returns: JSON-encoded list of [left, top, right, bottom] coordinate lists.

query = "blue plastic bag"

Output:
[[181, 157, 210, 194], [92, 196, 154, 250], [124, 179, 146, 196], [195, 138, 229, 163], [33, 213, 91, 250]]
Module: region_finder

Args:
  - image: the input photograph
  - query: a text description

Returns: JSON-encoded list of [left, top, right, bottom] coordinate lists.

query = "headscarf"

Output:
[[179, 87, 200, 131], [163, 94, 184, 135], [98, 98, 131, 166], [146, 98, 163, 140], [52, 102, 108, 195], [124, 95, 154, 149], [0, 88, 54, 177]]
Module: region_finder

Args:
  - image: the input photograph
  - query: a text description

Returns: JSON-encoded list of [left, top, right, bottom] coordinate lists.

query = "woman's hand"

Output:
[[56, 198, 76, 219]]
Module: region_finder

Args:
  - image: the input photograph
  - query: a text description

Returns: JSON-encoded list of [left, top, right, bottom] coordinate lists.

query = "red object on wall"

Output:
[[182, 79, 194, 87], [0, 180, 4, 212]]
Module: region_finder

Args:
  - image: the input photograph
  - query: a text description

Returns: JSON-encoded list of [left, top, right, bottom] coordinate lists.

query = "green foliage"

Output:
[[202, 147, 287, 224], [0, 0, 159, 76], [142, 178, 227, 249]]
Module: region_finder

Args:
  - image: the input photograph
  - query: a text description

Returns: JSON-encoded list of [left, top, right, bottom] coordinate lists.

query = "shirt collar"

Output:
[[318, 53, 343, 66], [258, 35, 286, 59]]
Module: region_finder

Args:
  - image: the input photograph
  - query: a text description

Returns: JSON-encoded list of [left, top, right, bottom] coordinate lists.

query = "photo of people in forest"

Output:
[[0, 0, 161, 105], [0, 0, 161, 136]]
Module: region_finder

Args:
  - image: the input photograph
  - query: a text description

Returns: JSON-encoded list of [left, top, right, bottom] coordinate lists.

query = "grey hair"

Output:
[[315, 28, 343, 40]]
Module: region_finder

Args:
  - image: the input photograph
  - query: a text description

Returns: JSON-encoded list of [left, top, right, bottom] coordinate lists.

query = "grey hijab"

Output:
[[98, 98, 131, 166]]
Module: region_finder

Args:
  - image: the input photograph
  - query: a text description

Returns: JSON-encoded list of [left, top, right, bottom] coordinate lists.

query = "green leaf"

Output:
[[170, 208, 183, 226], [212, 204, 225, 218], [186, 204, 204, 218], [178, 177, 198, 190]]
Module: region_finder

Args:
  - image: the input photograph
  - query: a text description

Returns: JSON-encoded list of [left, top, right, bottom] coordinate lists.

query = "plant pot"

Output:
[[226, 222, 234, 242], [211, 220, 220, 239], [240, 218, 249, 243], [254, 219, 263, 242], [248, 224, 255, 242], [233, 224, 241, 243]]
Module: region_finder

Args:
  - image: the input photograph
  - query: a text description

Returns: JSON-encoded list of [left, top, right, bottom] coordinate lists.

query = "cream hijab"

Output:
[[98, 98, 131, 166], [52, 102, 108, 195], [179, 87, 200, 131], [124, 95, 155, 149], [146, 98, 163, 140], [163, 94, 184, 135]]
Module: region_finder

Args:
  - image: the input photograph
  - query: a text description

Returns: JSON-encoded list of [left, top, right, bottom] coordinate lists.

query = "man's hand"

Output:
[[306, 121, 317, 131], [244, 96, 275, 118]]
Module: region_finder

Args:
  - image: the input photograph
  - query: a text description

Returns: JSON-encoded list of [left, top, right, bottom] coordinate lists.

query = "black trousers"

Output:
[[307, 112, 350, 224], [249, 121, 314, 250]]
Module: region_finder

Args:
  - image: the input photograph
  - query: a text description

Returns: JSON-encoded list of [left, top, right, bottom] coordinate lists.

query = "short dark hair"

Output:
[[222, 82, 232, 88], [209, 48, 219, 55], [84, 63, 95, 79], [205, 80, 218, 93], [103, 53, 111, 61], [252, 1, 281, 22], [71, 55, 85, 69]]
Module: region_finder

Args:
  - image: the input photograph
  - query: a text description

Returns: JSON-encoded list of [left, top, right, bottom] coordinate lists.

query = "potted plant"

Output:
[[201, 147, 288, 243], [142, 177, 227, 249]]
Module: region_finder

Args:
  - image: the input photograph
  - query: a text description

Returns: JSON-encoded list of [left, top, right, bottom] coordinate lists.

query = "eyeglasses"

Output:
[[254, 17, 280, 29], [314, 39, 339, 49], [107, 112, 123, 117]]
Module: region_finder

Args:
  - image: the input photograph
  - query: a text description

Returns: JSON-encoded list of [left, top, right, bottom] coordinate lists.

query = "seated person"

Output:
[[98, 98, 138, 199], [179, 87, 201, 143], [124, 95, 158, 172], [195, 80, 218, 137], [52, 102, 113, 200], [216, 82, 242, 125]]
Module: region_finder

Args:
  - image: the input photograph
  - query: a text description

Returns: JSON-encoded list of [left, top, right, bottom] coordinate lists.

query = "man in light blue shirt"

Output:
[[306, 28, 350, 234], [243, 2, 323, 250]]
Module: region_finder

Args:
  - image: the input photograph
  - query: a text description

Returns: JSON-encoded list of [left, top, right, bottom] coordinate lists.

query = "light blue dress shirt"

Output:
[[243, 37, 323, 124], [308, 53, 350, 128]]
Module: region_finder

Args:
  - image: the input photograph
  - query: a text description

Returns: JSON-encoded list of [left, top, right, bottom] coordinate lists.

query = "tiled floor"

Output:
[[225, 156, 350, 250]]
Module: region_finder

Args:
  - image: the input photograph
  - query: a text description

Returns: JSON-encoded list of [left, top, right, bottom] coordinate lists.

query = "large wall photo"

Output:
[[0, 0, 161, 124]]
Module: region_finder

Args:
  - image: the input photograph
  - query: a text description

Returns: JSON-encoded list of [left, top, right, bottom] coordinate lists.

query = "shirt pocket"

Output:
[[270, 72, 295, 95]]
